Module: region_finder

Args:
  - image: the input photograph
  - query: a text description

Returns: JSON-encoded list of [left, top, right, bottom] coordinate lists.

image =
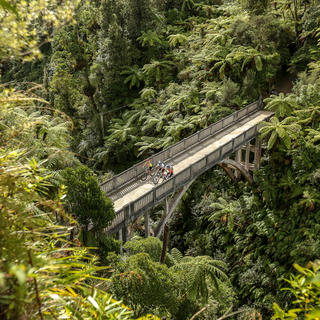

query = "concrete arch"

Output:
[[154, 179, 195, 238], [218, 159, 253, 185], [154, 158, 253, 238]]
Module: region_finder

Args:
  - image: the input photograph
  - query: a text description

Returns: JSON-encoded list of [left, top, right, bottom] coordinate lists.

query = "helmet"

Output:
[[146, 158, 150, 161], [166, 164, 170, 168]]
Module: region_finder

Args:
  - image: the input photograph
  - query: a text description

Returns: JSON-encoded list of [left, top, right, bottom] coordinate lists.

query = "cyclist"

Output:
[[157, 160, 166, 176], [143, 158, 153, 175], [165, 164, 174, 178]]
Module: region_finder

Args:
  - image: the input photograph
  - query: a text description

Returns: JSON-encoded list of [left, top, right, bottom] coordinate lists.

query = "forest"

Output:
[[1, 0, 320, 319]]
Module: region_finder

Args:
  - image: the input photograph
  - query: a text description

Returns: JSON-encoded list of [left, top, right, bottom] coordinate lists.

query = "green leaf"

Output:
[[307, 308, 320, 318], [293, 263, 308, 275], [268, 130, 278, 150], [0, 0, 18, 15], [254, 55, 263, 71], [10, 265, 26, 285], [88, 296, 101, 312], [272, 302, 286, 319], [281, 134, 291, 149]]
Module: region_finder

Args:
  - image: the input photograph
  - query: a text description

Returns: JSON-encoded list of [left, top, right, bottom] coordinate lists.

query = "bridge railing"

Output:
[[106, 117, 270, 235], [101, 100, 261, 196]]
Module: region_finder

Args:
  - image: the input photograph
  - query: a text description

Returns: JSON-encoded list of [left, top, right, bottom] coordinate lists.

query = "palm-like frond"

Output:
[[209, 197, 241, 232], [137, 30, 163, 47], [170, 247, 184, 265], [135, 136, 161, 156], [171, 255, 228, 303], [168, 34, 188, 47], [260, 116, 301, 150], [0, 93, 76, 169], [305, 128, 320, 144], [140, 87, 157, 100], [107, 119, 137, 144], [142, 60, 175, 83], [264, 93, 299, 118], [121, 65, 144, 89], [164, 116, 197, 141]]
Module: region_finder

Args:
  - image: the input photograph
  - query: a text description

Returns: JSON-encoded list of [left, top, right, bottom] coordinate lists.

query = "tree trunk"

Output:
[[159, 224, 169, 264]]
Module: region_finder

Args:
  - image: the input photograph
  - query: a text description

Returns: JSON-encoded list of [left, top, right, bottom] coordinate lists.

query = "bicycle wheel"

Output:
[[140, 170, 148, 181], [150, 167, 157, 177], [153, 171, 161, 184], [162, 172, 169, 182]]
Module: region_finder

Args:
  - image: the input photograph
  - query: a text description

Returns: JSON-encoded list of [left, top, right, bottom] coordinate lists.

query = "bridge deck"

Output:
[[112, 110, 271, 213]]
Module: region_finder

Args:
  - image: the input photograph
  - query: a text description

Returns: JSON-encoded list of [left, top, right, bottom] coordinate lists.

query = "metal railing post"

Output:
[[258, 94, 263, 109]]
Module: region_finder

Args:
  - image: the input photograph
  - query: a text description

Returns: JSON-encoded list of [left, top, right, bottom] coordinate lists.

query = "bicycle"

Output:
[[153, 167, 170, 185], [141, 158, 158, 182], [140, 165, 155, 182]]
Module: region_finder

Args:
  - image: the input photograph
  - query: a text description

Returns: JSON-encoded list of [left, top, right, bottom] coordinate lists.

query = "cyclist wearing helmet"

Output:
[[143, 158, 153, 175], [155, 160, 165, 177], [156, 160, 164, 170], [166, 164, 174, 178]]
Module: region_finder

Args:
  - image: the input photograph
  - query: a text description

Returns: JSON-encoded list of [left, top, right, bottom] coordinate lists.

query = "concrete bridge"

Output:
[[101, 100, 272, 242]]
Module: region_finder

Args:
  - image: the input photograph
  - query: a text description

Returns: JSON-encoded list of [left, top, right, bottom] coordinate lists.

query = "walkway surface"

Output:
[[111, 110, 271, 213]]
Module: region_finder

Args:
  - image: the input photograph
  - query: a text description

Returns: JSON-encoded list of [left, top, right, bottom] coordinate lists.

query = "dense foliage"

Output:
[[41, 0, 293, 171], [109, 237, 232, 319], [0, 1, 154, 319], [273, 261, 320, 319], [0, 88, 146, 319], [2, 0, 320, 319]]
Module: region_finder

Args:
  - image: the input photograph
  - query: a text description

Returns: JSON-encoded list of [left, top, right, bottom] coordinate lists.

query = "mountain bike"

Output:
[[153, 168, 170, 185], [140, 166, 156, 182]]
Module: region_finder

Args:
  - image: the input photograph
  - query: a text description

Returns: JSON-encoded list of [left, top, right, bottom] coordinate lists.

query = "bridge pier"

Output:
[[119, 226, 128, 255], [144, 212, 150, 238], [219, 138, 262, 184], [154, 179, 195, 238], [254, 139, 261, 170], [235, 149, 241, 179]]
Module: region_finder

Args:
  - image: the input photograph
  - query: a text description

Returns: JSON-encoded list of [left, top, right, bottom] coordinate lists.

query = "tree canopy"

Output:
[[2, 0, 320, 318]]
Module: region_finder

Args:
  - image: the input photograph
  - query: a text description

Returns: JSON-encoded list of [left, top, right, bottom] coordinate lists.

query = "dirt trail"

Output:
[[274, 72, 296, 94]]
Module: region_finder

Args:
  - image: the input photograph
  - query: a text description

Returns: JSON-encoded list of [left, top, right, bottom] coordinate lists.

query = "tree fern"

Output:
[[171, 255, 229, 303], [121, 65, 144, 89], [168, 34, 188, 47], [260, 116, 301, 150], [264, 93, 299, 118], [209, 197, 242, 232], [137, 30, 163, 47], [140, 87, 157, 100], [170, 247, 184, 265]]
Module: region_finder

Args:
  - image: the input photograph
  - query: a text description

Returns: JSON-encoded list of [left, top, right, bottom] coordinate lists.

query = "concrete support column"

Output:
[[121, 226, 128, 244], [254, 139, 261, 170], [119, 229, 123, 255], [235, 149, 242, 179], [120, 204, 130, 245], [236, 149, 242, 162], [245, 142, 250, 171], [144, 212, 150, 238], [165, 198, 169, 215]]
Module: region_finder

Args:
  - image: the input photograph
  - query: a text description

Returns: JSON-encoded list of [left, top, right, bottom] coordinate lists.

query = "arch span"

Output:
[[153, 157, 255, 238], [218, 159, 253, 185]]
